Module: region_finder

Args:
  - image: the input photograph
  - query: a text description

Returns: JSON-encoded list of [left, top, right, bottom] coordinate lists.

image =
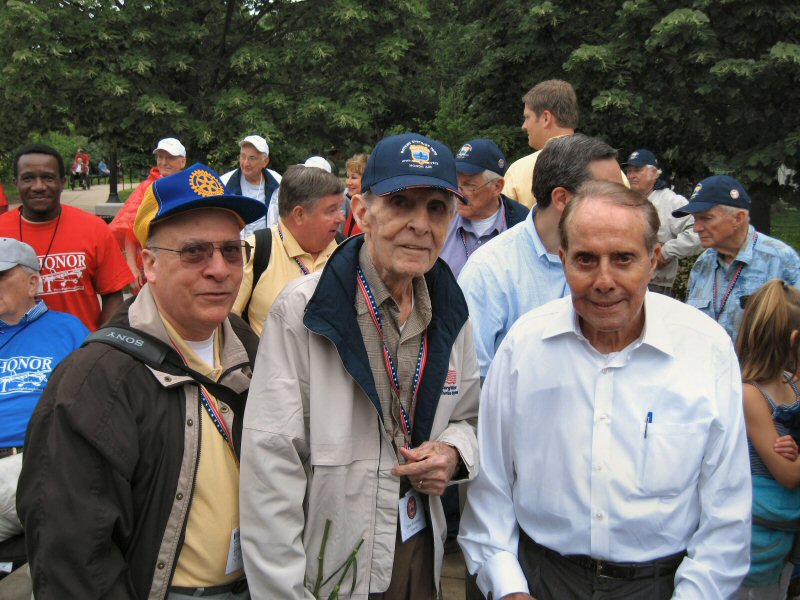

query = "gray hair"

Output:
[[559, 180, 660, 255], [278, 165, 345, 218]]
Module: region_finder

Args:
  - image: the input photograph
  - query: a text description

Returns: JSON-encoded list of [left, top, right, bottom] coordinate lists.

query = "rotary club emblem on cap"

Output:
[[189, 169, 225, 197]]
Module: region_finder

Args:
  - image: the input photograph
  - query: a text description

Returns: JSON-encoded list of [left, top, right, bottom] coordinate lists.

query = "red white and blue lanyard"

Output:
[[170, 340, 234, 453], [459, 206, 506, 258], [713, 230, 758, 321], [356, 266, 428, 449], [277, 222, 311, 275]]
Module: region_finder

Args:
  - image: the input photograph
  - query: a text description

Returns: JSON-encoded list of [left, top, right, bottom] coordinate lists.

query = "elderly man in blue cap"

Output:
[[679, 174, 800, 342], [625, 149, 701, 296], [240, 133, 481, 599], [439, 138, 528, 278], [18, 165, 265, 599]]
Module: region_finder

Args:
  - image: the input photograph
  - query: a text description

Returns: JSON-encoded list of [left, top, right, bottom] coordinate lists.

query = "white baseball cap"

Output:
[[239, 135, 269, 156], [152, 138, 186, 158], [303, 156, 332, 173]]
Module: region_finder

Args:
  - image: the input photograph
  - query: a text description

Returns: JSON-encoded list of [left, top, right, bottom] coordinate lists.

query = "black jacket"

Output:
[[17, 289, 258, 600]]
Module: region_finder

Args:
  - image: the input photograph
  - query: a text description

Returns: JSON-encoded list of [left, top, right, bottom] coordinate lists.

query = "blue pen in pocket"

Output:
[[644, 411, 653, 438]]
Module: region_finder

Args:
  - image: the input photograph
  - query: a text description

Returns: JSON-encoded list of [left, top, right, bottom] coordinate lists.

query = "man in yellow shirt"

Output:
[[234, 164, 345, 335], [502, 79, 578, 209], [18, 164, 263, 599]]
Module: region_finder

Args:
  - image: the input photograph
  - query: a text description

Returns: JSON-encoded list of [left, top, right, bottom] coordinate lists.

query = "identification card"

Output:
[[399, 490, 427, 542], [225, 528, 243, 575]]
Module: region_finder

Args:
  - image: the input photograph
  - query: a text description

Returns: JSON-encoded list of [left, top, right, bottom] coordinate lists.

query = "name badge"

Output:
[[225, 528, 243, 575], [399, 490, 427, 542]]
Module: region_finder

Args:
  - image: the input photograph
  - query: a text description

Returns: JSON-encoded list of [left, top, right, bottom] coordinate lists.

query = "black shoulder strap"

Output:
[[242, 228, 273, 324], [82, 325, 246, 422]]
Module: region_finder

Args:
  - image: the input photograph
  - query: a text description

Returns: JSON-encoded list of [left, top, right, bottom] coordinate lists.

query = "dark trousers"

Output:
[[518, 532, 678, 600], [370, 524, 438, 600]]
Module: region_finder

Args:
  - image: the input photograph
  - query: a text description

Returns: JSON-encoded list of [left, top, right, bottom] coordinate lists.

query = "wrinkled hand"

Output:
[[774, 434, 799, 461], [391, 441, 459, 496]]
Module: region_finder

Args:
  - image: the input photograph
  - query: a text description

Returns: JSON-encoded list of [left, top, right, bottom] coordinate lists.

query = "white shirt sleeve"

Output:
[[458, 336, 531, 598]]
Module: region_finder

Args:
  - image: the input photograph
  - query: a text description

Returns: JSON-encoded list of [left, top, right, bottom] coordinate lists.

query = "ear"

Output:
[[558, 246, 567, 267], [492, 177, 505, 195], [27, 272, 40, 299], [540, 109, 553, 128], [141, 248, 158, 284], [551, 187, 571, 214], [351, 194, 371, 233], [290, 204, 305, 224], [650, 244, 662, 275]]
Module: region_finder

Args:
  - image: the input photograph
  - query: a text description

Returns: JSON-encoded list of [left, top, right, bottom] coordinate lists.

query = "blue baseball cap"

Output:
[[672, 175, 751, 217], [455, 138, 508, 176], [133, 163, 266, 245], [360, 133, 465, 203], [625, 149, 659, 168]]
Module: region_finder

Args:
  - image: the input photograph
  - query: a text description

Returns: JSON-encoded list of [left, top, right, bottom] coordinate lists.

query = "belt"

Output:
[[539, 543, 686, 580], [0, 447, 23, 459], [170, 578, 247, 597]]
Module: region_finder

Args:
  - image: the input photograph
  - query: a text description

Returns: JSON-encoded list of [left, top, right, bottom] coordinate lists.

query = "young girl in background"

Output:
[[735, 279, 800, 599]]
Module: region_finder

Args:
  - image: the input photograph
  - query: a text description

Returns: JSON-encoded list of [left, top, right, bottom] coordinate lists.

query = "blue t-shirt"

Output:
[[0, 302, 88, 446]]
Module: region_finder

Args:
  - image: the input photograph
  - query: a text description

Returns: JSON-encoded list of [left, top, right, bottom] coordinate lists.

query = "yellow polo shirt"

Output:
[[166, 320, 243, 588], [233, 220, 337, 336]]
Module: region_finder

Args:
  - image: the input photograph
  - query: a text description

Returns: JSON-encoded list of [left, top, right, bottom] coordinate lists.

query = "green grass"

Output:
[[771, 208, 800, 253]]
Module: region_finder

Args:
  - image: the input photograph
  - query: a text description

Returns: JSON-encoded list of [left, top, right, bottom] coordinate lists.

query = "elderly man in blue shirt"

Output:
[[439, 139, 528, 278], [679, 175, 800, 342], [458, 134, 623, 379]]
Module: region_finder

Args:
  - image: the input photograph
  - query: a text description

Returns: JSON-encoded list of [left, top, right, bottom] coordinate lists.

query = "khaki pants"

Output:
[[370, 524, 437, 600]]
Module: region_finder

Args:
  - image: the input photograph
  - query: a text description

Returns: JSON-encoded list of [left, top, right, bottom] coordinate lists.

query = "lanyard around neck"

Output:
[[713, 230, 758, 320], [356, 266, 427, 449], [459, 205, 506, 258], [277, 222, 311, 275]]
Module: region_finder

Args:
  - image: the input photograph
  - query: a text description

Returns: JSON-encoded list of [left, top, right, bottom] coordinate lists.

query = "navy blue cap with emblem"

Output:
[[361, 133, 466, 203], [625, 149, 659, 168], [672, 175, 751, 217], [455, 138, 508, 176]]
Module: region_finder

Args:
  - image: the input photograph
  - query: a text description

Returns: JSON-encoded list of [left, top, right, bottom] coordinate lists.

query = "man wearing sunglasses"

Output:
[[18, 164, 264, 600]]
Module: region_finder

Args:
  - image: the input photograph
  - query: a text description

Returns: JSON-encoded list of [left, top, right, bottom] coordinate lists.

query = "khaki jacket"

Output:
[[241, 237, 480, 598]]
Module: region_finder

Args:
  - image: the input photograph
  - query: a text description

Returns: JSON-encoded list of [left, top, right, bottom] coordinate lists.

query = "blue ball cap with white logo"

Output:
[[360, 133, 466, 203], [455, 138, 508, 176], [625, 149, 659, 168], [672, 175, 751, 217]]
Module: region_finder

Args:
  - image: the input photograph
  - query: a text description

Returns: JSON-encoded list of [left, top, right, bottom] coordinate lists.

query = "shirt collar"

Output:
[[527, 208, 561, 264], [541, 292, 673, 357], [454, 204, 505, 236], [0, 299, 48, 328], [277, 218, 338, 261], [729, 225, 757, 266], [356, 243, 432, 327]]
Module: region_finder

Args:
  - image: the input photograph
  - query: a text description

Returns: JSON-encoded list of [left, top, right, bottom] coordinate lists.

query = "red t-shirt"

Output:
[[0, 205, 134, 330]]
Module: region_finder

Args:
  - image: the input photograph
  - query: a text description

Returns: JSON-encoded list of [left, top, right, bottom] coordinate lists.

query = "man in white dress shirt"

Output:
[[459, 180, 751, 600]]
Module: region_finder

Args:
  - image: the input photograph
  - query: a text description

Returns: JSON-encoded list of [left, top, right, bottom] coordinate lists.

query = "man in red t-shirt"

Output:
[[0, 143, 133, 330]]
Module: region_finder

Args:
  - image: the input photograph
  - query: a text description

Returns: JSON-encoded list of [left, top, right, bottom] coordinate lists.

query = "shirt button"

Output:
[[594, 511, 604, 521], [220, 405, 229, 413], [164, 376, 172, 382], [601, 368, 608, 374], [186, 418, 193, 427], [176, 493, 184, 501], [594, 464, 603, 472], [157, 561, 165, 570]]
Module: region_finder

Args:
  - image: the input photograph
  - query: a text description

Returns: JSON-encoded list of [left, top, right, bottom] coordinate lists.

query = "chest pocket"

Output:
[[639, 421, 708, 497]]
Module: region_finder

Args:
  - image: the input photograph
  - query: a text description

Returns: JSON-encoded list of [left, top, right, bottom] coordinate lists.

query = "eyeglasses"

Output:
[[458, 180, 493, 195], [149, 241, 252, 267]]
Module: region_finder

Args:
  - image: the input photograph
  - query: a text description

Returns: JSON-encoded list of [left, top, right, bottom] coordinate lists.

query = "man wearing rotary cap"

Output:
[[680, 175, 800, 342], [18, 164, 264, 599], [240, 133, 481, 599]]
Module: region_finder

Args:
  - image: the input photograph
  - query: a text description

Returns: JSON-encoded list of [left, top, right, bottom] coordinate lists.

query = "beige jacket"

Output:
[[240, 238, 480, 599]]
